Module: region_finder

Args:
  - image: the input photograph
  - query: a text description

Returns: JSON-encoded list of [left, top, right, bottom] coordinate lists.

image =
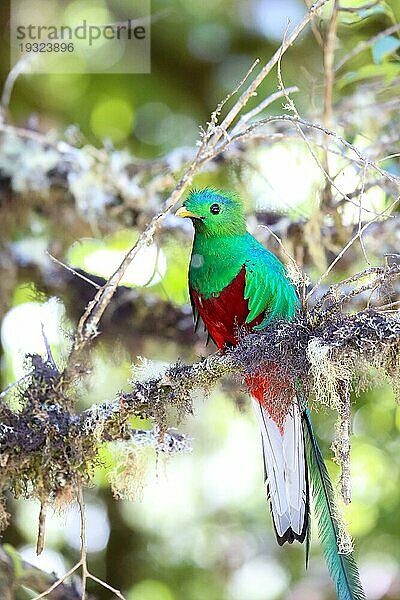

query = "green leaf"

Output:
[[341, 1, 395, 25], [361, 0, 395, 21], [372, 36, 400, 64], [338, 62, 400, 89], [359, 5, 386, 19], [341, 5, 385, 24]]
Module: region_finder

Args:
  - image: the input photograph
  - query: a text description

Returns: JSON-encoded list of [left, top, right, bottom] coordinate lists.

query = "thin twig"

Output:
[[0, 56, 36, 120], [77, 487, 87, 600], [303, 0, 325, 47], [87, 574, 126, 600], [31, 562, 82, 600], [213, 58, 261, 120], [197, 59, 261, 151], [41, 323, 57, 370], [0, 374, 32, 399], [210, 0, 330, 145], [306, 195, 400, 299], [376, 152, 400, 163], [232, 86, 299, 133], [78, 486, 127, 598], [315, 264, 400, 303], [46, 252, 101, 290], [377, 299, 400, 311]]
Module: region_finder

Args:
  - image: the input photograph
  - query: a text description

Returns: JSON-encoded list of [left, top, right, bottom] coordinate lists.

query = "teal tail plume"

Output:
[[302, 409, 366, 600]]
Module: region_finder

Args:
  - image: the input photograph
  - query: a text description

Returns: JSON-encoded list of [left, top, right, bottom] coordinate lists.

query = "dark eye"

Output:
[[210, 203, 220, 214]]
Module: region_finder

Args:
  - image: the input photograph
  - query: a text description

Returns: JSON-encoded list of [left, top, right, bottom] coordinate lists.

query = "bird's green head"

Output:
[[176, 188, 247, 238]]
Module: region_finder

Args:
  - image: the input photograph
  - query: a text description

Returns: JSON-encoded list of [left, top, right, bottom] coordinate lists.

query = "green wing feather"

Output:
[[243, 242, 298, 326], [303, 409, 366, 600]]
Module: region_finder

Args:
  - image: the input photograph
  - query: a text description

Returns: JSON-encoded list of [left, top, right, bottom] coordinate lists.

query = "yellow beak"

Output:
[[175, 206, 202, 219]]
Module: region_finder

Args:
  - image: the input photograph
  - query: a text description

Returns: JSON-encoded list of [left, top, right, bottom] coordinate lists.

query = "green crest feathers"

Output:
[[184, 187, 247, 237], [187, 187, 244, 210]]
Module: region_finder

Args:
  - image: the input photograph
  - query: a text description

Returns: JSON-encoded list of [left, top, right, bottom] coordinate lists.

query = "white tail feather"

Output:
[[252, 396, 307, 541]]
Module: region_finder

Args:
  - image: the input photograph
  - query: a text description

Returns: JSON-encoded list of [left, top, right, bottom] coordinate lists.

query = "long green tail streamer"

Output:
[[303, 409, 366, 600]]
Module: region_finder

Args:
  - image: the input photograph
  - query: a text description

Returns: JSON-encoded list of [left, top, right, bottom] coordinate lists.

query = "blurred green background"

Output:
[[1, 0, 400, 599]]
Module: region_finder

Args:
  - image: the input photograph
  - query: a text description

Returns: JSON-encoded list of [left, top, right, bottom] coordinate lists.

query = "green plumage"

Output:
[[303, 410, 366, 600], [186, 188, 298, 324]]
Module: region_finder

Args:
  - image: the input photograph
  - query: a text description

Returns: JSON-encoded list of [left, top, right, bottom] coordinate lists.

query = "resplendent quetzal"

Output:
[[176, 188, 365, 600]]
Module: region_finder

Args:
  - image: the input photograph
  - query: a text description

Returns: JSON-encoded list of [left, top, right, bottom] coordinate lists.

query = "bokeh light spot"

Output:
[[187, 23, 230, 62], [90, 97, 134, 144], [128, 579, 175, 600], [134, 102, 172, 145]]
